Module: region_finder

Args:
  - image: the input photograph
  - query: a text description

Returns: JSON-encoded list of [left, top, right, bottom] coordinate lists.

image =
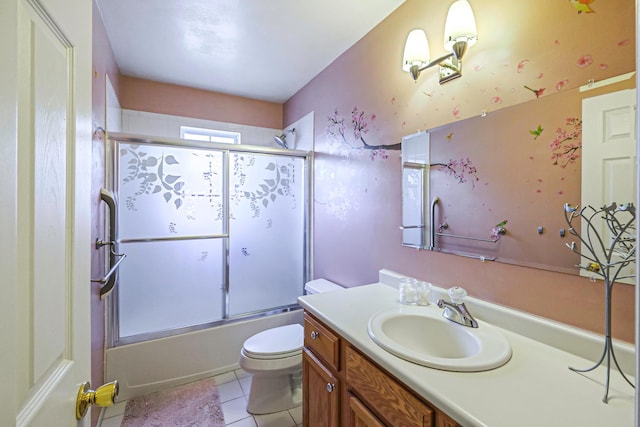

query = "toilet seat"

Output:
[[242, 324, 303, 360]]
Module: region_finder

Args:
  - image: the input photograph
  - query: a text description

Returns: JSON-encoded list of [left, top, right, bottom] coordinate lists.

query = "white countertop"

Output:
[[298, 283, 635, 427]]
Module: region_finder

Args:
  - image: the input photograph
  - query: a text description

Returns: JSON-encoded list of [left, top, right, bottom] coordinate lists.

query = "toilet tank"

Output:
[[304, 278, 344, 294]]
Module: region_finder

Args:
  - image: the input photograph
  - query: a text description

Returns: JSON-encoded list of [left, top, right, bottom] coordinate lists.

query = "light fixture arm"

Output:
[[409, 40, 470, 82]]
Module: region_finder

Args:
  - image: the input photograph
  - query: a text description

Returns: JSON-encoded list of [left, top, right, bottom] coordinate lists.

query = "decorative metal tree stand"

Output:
[[563, 202, 636, 403]]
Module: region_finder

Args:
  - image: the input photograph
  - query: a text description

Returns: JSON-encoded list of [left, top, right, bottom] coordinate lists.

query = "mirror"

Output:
[[402, 75, 636, 274]]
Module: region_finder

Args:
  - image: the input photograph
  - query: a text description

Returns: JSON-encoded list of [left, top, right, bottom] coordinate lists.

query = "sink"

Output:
[[368, 306, 512, 372]]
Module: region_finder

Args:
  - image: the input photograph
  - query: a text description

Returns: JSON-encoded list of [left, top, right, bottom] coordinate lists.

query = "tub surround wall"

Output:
[[120, 109, 282, 148], [284, 0, 636, 343]]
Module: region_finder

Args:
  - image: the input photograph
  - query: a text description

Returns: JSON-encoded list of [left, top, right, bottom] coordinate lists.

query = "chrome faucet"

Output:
[[437, 287, 478, 328]]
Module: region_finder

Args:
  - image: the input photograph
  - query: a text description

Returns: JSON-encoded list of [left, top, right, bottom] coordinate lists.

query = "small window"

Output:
[[180, 126, 241, 144]]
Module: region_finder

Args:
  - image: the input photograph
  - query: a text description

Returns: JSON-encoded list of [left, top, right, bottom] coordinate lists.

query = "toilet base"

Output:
[[246, 370, 302, 415]]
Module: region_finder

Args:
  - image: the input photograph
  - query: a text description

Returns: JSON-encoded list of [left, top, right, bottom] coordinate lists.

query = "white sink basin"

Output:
[[368, 306, 512, 372]]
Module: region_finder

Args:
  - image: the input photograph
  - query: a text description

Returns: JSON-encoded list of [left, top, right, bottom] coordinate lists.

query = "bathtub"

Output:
[[105, 310, 303, 400]]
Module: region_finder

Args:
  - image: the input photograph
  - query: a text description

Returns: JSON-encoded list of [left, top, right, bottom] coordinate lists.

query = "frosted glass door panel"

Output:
[[118, 239, 225, 338], [228, 153, 305, 315], [118, 142, 224, 239], [402, 166, 425, 247]]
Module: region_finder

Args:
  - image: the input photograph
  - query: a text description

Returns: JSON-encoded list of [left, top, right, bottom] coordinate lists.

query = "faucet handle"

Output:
[[448, 286, 468, 304]]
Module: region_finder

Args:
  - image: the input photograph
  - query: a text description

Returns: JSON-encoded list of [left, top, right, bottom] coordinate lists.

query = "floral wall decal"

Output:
[[550, 117, 582, 167], [326, 107, 401, 155], [431, 158, 479, 187]]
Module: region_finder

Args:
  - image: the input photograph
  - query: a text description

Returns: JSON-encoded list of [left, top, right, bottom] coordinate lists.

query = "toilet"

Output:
[[239, 279, 343, 414]]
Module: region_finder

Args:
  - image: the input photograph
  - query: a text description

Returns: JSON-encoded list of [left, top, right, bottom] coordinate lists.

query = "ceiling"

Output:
[[96, 0, 406, 103]]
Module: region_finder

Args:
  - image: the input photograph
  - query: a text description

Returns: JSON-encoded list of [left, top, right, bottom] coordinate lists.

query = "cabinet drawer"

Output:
[[348, 393, 385, 427], [304, 313, 340, 370], [346, 346, 434, 427]]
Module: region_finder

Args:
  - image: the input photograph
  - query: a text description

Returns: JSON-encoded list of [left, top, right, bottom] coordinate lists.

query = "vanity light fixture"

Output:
[[402, 0, 478, 84]]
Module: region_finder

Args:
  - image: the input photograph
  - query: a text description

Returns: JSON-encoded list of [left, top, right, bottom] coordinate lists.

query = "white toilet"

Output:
[[239, 279, 343, 414]]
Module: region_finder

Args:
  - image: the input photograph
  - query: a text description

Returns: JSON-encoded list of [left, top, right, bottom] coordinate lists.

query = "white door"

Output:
[[0, 0, 93, 425], [582, 88, 637, 284]]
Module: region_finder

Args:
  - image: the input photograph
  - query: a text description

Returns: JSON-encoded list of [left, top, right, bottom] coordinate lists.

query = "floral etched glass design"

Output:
[[118, 143, 224, 239], [228, 153, 305, 315], [113, 140, 308, 340], [116, 142, 225, 338]]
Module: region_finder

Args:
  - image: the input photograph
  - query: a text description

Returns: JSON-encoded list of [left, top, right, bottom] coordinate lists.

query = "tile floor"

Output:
[[100, 368, 302, 427]]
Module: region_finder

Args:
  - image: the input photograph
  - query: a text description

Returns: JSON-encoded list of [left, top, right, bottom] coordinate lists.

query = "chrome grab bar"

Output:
[[399, 225, 425, 229], [436, 231, 499, 243], [429, 196, 498, 261], [91, 189, 126, 298], [429, 196, 439, 250], [91, 249, 126, 285]]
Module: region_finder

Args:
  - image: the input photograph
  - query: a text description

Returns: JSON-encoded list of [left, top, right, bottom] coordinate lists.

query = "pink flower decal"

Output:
[[452, 105, 461, 118], [599, 64, 608, 70], [537, 73, 544, 79], [576, 54, 593, 68], [618, 39, 631, 47], [474, 64, 485, 72], [555, 79, 569, 91], [517, 60, 529, 73], [490, 96, 502, 104]]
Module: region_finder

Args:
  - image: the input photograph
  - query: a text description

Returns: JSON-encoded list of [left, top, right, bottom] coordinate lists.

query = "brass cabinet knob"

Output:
[[326, 383, 335, 393], [75, 380, 119, 420]]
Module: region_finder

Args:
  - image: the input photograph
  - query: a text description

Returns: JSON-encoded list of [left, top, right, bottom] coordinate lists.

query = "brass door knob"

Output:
[[75, 380, 119, 420]]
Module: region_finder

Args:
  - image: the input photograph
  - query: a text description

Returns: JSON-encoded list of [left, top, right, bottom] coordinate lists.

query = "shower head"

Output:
[[274, 128, 295, 149], [274, 135, 288, 149]]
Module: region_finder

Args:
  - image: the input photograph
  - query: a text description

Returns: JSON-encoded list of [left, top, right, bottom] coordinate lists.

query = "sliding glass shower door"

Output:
[[111, 137, 308, 344], [228, 152, 305, 316]]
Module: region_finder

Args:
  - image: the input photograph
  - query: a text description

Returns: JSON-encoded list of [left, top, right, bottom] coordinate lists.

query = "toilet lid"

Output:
[[243, 324, 303, 360]]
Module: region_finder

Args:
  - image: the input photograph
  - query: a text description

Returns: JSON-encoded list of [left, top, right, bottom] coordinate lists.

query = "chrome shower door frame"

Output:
[[104, 133, 311, 347]]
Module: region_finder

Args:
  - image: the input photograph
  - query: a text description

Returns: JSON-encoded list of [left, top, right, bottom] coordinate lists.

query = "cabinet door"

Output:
[[346, 346, 434, 427], [348, 394, 385, 427], [303, 348, 340, 427]]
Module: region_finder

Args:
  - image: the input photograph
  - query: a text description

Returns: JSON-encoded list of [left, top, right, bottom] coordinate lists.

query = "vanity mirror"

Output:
[[401, 75, 636, 275]]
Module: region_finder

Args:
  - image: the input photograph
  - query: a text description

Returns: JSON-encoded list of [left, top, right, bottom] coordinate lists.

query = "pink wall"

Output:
[[119, 76, 284, 129], [284, 0, 636, 343]]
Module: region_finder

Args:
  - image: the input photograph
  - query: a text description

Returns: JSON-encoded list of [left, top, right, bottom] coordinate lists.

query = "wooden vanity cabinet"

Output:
[[303, 313, 342, 427], [303, 349, 340, 427], [302, 311, 462, 427]]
